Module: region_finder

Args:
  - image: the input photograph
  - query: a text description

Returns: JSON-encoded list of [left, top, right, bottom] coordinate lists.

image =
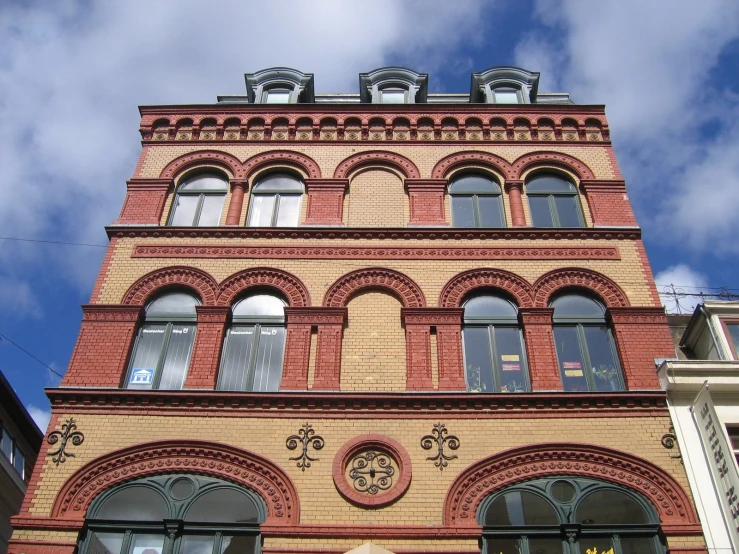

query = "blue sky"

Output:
[[1, 0, 739, 432]]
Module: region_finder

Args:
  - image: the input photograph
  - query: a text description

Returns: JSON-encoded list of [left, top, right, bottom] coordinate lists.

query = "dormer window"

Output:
[[492, 87, 521, 104], [243, 67, 314, 104], [264, 89, 291, 103], [470, 66, 540, 104], [379, 88, 407, 104], [359, 67, 428, 104]]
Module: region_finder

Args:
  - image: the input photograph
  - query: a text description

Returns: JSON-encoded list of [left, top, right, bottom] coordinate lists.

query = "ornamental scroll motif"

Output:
[[286, 423, 325, 471], [421, 423, 460, 471], [349, 450, 396, 494], [47, 418, 85, 466]]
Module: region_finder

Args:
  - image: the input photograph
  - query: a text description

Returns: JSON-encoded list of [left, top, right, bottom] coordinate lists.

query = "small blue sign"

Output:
[[130, 368, 154, 385]]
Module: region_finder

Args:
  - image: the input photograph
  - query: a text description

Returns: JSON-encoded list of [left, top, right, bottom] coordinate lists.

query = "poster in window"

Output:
[[501, 354, 520, 362], [563, 361, 582, 369], [501, 363, 521, 371], [129, 368, 154, 385]]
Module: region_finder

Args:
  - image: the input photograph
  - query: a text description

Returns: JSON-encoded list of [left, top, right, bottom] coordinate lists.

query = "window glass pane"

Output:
[[554, 195, 583, 228], [381, 90, 406, 103], [483, 538, 520, 554], [529, 195, 554, 227], [1, 427, 12, 461], [254, 174, 303, 191], [147, 293, 199, 316], [158, 324, 196, 390], [727, 324, 739, 356], [554, 326, 588, 392], [265, 90, 290, 103], [583, 326, 622, 392], [551, 295, 605, 319], [693, 324, 721, 360], [619, 537, 658, 554], [13, 446, 24, 478], [248, 195, 276, 226], [221, 536, 257, 554], [252, 327, 286, 392], [576, 537, 612, 554], [463, 327, 494, 393], [219, 326, 257, 391], [233, 295, 285, 318], [450, 175, 500, 194], [128, 325, 167, 390], [528, 538, 565, 554], [130, 534, 164, 554], [180, 536, 215, 554], [185, 488, 260, 523], [95, 486, 168, 520], [494, 327, 528, 393], [464, 296, 518, 319], [576, 489, 649, 524], [170, 195, 199, 226], [527, 175, 576, 193], [276, 195, 301, 226], [197, 194, 225, 226], [477, 195, 504, 227], [494, 90, 520, 104], [451, 196, 476, 227], [87, 532, 124, 554], [180, 174, 228, 191], [484, 491, 559, 525]]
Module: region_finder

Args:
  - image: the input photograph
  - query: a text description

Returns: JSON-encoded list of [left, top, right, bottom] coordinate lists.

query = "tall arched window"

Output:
[[247, 173, 303, 227], [551, 293, 624, 392], [462, 294, 529, 393], [450, 174, 505, 228], [125, 292, 199, 390], [217, 294, 286, 392], [526, 173, 584, 228], [479, 477, 663, 554], [169, 172, 228, 226], [79, 474, 265, 554]]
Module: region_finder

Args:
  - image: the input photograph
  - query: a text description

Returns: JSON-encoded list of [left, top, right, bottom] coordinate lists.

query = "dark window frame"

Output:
[[449, 173, 506, 228], [247, 173, 304, 228], [720, 318, 739, 360], [167, 172, 228, 227], [0, 424, 24, 479], [526, 173, 585, 228]]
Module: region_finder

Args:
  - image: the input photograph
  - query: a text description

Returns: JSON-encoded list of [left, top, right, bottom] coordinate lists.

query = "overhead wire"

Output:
[[0, 333, 65, 379]]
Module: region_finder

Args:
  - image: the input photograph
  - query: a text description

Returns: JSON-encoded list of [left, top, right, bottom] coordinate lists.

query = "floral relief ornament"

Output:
[[47, 418, 85, 466]]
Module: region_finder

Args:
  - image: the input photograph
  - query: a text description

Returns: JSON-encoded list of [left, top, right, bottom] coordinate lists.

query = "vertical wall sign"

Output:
[[691, 383, 739, 552]]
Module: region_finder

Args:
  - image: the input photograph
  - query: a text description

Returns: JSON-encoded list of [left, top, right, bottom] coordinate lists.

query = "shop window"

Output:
[[78, 474, 264, 554], [247, 173, 303, 227], [480, 477, 663, 554], [169, 172, 228, 227], [450, 174, 505, 228], [527, 173, 584, 228], [551, 293, 624, 392], [217, 294, 286, 392], [462, 294, 529, 393], [125, 292, 199, 391]]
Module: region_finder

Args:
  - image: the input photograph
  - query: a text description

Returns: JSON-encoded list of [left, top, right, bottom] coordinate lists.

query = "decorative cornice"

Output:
[[304, 178, 349, 191], [607, 306, 668, 324], [324, 267, 426, 308], [533, 267, 629, 308], [81, 304, 142, 322], [195, 305, 231, 323], [131, 244, 621, 261], [401, 308, 464, 326], [333, 150, 421, 179], [46, 389, 669, 418], [439, 268, 536, 308], [580, 179, 627, 191], [518, 307, 555, 325], [126, 178, 172, 191], [404, 178, 448, 192], [108, 226, 642, 242], [284, 307, 347, 325]]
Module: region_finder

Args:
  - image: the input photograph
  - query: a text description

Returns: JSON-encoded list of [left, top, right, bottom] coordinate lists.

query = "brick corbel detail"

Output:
[[62, 305, 143, 388], [519, 307, 562, 391], [116, 179, 172, 224], [306, 308, 347, 390], [184, 306, 230, 389], [225, 179, 249, 225], [405, 179, 449, 226], [607, 306, 672, 390], [579, 179, 637, 226], [504, 180, 527, 227], [408, 308, 466, 391], [303, 179, 348, 225]]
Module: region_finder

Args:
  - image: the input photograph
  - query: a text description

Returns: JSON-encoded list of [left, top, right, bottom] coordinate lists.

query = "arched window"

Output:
[[217, 294, 286, 392], [526, 173, 584, 228], [551, 293, 624, 392], [79, 474, 265, 554], [462, 294, 529, 393], [479, 477, 663, 554], [169, 172, 228, 227], [450, 174, 505, 228], [125, 292, 199, 390], [247, 173, 303, 227]]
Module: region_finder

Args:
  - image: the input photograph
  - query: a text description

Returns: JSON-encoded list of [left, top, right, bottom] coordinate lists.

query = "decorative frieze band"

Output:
[[401, 308, 464, 326], [132, 244, 621, 261], [81, 305, 142, 322], [607, 306, 668, 324], [285, 307, 348, 325]]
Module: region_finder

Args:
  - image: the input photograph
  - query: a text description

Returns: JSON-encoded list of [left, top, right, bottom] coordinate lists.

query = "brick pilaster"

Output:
[[407, 308, 465, 391], [519, 307, 562, 391], [225, 179, 248, 225], [405, 179, 448, 226], [307, 308, 347, 390], [504, 180, 527, 227], [303, 179, 348, 225], [401, 309, 434, 390], [580, 180, 637, 226], [115, 178, 172, 224], [183, 306, 230, 389]]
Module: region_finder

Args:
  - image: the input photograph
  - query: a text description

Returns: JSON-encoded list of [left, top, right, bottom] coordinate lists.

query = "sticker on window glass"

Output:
[[261, 329, 278, 335], [501, 363, 521, 371], [231, 330, 253, 335], [501, 355, 520, 361], [564, 369, 584, 377], [130, 368, 154, 384], [563, 361, 582, 369]]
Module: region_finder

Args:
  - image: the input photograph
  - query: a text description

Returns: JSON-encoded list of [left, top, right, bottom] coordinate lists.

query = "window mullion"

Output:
[[121, 530, 133, 554], [246, 324, 262, 391], [487, 325, 500, 392], [549, 195, 560, 227], [154, 323, 174, 389], [272, 194, 280, 226], [193, 194, 205, 226], [577, 324, 595, 391], [212, 531, 223, 554], [473, 195, 481, 227]]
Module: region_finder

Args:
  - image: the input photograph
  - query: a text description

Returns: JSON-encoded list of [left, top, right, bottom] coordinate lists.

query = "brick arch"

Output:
[[443, 442, 698, 527], [243, 150, 321, 180], [323, 268, 426, 308], [533, 267, 629, 308], [51, 439, 299, 524], [217, 267, 311, 307], [160, 150, 245, 180], [431, 151, 514, 180], [333, 151, 421, 179], [512, 151, 596, 181], [439, 269, 535, 308], [122, 266, 219, 306]]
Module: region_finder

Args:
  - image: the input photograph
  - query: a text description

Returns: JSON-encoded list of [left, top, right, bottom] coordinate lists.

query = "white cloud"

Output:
[[654, 264, 710, 314], [26, 403, 51, 432], [0, 0, 488, 301], [515, 0, 739, 253], [0, 276, 42, 318]]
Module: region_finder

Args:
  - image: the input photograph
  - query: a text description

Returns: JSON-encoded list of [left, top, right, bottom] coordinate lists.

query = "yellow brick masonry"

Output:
[[96, 237, 656, 307], [345, 169, 408, 228]]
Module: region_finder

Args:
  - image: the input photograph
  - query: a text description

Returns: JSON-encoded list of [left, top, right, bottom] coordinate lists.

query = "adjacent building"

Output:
[[10, 66, 707, 554]]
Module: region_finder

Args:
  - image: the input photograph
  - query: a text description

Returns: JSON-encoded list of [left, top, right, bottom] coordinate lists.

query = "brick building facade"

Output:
[[10, 67, 706, 554]]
